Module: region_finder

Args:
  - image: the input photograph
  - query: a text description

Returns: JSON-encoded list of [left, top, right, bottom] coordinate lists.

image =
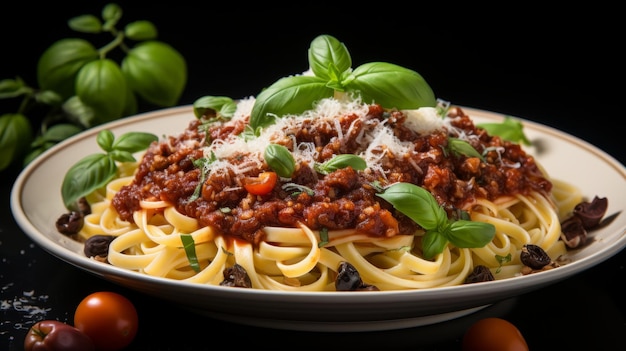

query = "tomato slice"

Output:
[[244, 171, 278, 195]]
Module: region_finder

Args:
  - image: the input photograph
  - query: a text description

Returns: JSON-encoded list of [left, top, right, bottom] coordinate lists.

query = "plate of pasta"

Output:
[[11, 100, 626, 331]]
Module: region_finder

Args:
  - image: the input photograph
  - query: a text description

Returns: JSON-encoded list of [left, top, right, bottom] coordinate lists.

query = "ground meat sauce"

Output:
[[111, 105, 552, 245]]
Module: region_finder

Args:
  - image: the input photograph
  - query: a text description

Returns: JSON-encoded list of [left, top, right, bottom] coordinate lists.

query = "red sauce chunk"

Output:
[[111, 104, 551, 245]]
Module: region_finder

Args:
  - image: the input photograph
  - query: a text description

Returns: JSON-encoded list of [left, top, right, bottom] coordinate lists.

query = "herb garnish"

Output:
[[477, 116, 531, 146], [377, 182, 496, 259], [180, 234, 200, 272], [61, 130, 157, 210], [248, 34, 436, 132], [314, 154, 366, 175]]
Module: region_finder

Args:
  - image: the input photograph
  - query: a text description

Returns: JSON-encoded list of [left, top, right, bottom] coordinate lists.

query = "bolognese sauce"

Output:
[[111, 103, 552, 245]]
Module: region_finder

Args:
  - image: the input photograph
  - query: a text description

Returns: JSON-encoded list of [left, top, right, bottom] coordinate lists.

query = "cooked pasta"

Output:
[[73, 95, 583, 291]]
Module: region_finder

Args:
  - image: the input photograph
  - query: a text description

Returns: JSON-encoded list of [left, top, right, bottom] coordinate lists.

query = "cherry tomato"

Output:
[[74, 291, 138, 351], [244, 171, 277, 195], [24, 319, 95, 351], [462, 317, 529, 351]]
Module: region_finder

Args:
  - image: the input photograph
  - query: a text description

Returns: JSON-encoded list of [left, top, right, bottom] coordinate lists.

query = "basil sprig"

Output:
[[377, 182, 495, 259], [61, 130, 157, 210], [249, 34, 436, 132]]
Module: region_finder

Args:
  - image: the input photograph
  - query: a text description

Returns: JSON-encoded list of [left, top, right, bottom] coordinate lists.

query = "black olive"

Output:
[[464, 265, 495, 284], [520, 244, 552, 269], [83, 235, 115, 258], [560, 215, 587, 248], [220, 264, 252, 288], [56, 211, 84, 235], [573, 196, 608, 229]]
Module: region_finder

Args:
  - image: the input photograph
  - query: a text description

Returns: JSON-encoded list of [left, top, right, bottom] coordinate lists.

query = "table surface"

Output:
[[2, 3, 624, 350]]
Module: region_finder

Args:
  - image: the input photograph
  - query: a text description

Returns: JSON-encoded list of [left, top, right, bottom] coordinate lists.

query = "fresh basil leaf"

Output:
[[76, 59, 128, 124], [0, 113, 33, 170], [121, 41, 187, 107], [346, 62, 436, 109], [250, 75, 331, 131], [112, 131, 158, 152], [39, 123, 82, 143], [61, 153, 117, 209], [62, 96, 98, 128], [34, 90, 63, 106], [446, 220, 495, 248], [109, 149, 136, 163], [477, 116, 531, 146], [448, 137, 484, 160], [0, 77, 31, 99], [37, 38, 98, 100], [96, 130, 115, 152], [102, 3, 122, 23], [422, 230, 449, 260], [193, 96, 236, 120], [264, 144, 296, 178], [315, 154, 366, 175], [308, 34, 352, 81], [377, 182, 446, 230], [180, 234, 200, 272], [68, 14, 102, 33], [124, 20, 158, 41]]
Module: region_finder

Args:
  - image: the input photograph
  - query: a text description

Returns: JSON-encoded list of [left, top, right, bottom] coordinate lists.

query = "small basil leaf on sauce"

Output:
[[264, 143, 296, 178], [314, 154, 366, 175], [477, 116, 531, 146]]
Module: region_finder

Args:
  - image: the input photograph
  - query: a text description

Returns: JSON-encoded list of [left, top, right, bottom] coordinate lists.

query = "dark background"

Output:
[[2, 2, 624, 350], [1, 3, 622, 163]]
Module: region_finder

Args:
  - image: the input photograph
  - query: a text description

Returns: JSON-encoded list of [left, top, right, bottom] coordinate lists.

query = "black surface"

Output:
[[2, 3, 624, 350]]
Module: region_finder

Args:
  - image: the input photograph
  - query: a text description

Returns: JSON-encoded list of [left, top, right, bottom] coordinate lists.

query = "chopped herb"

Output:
[[318, 227, 329, 247], [180, 234, 200, 272]]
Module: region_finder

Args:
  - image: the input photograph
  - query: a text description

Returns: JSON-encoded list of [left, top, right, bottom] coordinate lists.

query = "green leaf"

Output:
[[446, 220, 495, 248], [264, 144, 296, 178], [193, 96, 237, 120], [34, 90, 63, 106], [112, 131, 158, 152], [447, 137, 484, 160], [0, 77, 31, 99], [39, 123, 82, 143], [102, 3, 123, 22], [109, 149, 136, 163], [180, 234, 200, 272], [61, 153, 117, 209], [101, 3, 122, 31], [422, 230, 449, 260], [0, 113, 33, 170], [121, 41, 187, 107], [346, 62, 436, 109], [477, 116, 531, 146], [96, 130, 115, 152], [76, 58, 128, 124], [125, 20, 158, 41], [37, 38, 98, 100], [62, 96, 97, 128], [250, 75, 332, 131], [315, 154, 366, 175], [377, 182, 446, 230], [308, 34, 351, 80], [68, 14, 102, 33]]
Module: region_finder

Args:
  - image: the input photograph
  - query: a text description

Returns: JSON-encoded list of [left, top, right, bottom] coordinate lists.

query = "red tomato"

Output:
[[74, 291, 138, 351], [244, 171, 277, 195], [462, 317, 529, 351], [24, 319, 94, 351]]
